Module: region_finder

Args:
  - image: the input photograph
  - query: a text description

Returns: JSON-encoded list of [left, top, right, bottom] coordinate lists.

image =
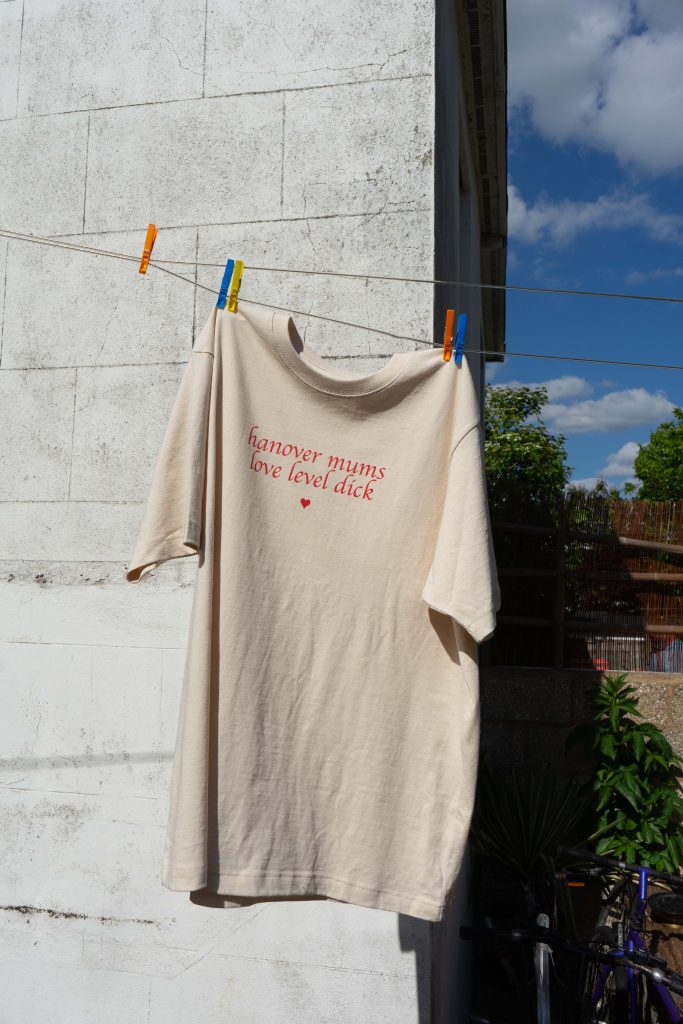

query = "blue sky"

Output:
[[493, 0, 683, 487]]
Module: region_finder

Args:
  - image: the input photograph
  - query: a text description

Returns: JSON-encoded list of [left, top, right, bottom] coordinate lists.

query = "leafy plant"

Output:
[[566, 673, 683, 872]]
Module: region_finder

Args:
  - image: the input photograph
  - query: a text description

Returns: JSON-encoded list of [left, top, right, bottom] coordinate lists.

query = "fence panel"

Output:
[[489, 493, 683, 671]]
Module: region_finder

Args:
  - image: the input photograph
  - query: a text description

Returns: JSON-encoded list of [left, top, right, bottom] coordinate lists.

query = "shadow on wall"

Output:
[[398, 914, 432, 1024], [403, 854, 474, 1024], [478, 667, 683, 774]]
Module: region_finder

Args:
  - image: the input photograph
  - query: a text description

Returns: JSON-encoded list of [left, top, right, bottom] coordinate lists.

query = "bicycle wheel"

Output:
[[579, 876, 636, 1024], [644, 892, 683, 1020]]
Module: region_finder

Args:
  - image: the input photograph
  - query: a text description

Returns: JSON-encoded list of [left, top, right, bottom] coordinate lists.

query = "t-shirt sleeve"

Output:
[[421, 419, 501, 644], [125, 349, 213, 583]]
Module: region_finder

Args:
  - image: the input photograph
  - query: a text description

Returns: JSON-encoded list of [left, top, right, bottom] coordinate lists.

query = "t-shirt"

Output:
[[125, 298, 501, 922]]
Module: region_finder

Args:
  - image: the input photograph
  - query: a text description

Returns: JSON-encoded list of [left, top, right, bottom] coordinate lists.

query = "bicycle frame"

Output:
[[460, 922, 683, 1024], [590, 864, 683, 1023]]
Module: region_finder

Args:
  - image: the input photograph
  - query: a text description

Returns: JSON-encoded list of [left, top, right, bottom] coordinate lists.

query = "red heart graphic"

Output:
[[300, 498, 311, 509]]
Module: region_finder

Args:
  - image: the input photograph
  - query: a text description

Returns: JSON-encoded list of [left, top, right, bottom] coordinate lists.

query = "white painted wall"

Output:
[[0, 2, 474, 1020]]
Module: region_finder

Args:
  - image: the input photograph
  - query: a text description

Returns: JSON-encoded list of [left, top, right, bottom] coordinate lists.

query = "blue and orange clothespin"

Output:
[[454, 312, 468, 366], [138, 223, 158, 274]]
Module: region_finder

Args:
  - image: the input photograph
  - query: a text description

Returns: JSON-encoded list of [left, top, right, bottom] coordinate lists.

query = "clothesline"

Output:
[[4, 227, 683, 304], [2, 227, 683, 372]]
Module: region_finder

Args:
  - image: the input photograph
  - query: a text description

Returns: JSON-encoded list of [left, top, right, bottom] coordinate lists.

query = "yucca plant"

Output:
[[470, 759, 597, 905]]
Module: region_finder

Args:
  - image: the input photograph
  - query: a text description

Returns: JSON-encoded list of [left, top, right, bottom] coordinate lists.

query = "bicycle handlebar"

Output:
[[637, 961, 683, 997], [460, 925, 683, 996], [557, 845, 683, 890]]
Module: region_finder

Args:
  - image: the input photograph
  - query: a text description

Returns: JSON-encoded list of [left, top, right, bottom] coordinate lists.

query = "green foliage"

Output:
[[566, 674, 683, 871], [633, 407, 683, 500], [484, 384, 572, 514], [470, 760, 596, 890]]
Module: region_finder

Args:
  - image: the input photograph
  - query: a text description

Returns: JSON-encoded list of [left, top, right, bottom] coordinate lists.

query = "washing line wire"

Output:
[[147, 262, 683, 374], [2, 227, 683, 372], [3, 227, 683, 305]]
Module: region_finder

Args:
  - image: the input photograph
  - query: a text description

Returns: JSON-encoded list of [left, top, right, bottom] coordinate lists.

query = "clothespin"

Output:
[[227, 259, 244, 313], [216, 258, 235, 309], [454, 313, 468, 366], [138, 223, 158, 274], [442, 309, 455, 361]]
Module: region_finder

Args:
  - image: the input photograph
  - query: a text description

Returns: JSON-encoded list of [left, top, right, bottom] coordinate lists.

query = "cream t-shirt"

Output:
[[126, 299, 500, 922]]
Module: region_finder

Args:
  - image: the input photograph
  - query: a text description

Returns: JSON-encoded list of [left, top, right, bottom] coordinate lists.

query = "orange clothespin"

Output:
[[443, 308, 455, 361], [138, 223, 158, 274]]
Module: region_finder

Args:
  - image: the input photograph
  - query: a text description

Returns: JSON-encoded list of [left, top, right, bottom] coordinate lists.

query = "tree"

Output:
[[484, 384, 572, 515], [633, 407, 683, 500], [571, 478, 637, 500]]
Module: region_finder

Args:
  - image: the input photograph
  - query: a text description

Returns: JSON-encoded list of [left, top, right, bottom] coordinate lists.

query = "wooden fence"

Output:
[[489, 492, 683, 671]]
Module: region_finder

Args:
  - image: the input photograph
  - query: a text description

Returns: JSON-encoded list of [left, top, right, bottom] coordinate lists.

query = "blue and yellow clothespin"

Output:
[[454, 312, 468, 366], [216, 257, 244, 312]]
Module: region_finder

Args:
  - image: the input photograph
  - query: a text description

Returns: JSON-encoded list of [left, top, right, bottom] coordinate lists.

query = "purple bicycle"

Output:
[[460, 922, 683, 1024], [459, 846, 683, 1023], [558, 845, 683, 1023]]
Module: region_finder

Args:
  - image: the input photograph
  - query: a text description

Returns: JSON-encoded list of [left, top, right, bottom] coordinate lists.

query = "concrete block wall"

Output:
[[481, 667, 683, 772], [0, 2, 470, 1022]]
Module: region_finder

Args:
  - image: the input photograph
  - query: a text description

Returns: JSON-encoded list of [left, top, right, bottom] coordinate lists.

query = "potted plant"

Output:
[[469, 759, 598, 935]]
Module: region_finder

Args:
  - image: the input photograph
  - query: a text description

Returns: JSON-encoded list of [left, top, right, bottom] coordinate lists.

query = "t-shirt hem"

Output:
[[161, 865, 447, 922]]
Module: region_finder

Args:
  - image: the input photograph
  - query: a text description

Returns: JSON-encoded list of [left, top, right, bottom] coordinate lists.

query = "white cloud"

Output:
[[508, 0, 683, 174], [495, 375, 593, 401], [598, 441, 641, 477], [627, 266, 683, 283], [590, 31, 683, 173], [485, 361, 505, 382], [634, 0, 683, 31], [506, 249, 521, 272], [545, 388, 674, 433], [508, 0, 630, 141], [570, 441, 642, 491], [508, 183, 683, 247], [490, 378, 524, 391], [542, 376, 594, 401]]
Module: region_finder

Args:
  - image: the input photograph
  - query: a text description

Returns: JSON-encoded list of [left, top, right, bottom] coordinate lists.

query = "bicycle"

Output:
[[460, 844, 683, 1023], [557, 845, 683, 1023], [460, 921, 683, 1024]]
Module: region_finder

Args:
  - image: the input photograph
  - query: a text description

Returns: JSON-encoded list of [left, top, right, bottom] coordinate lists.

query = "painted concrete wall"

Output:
[[0, 2, 477, 1021]]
